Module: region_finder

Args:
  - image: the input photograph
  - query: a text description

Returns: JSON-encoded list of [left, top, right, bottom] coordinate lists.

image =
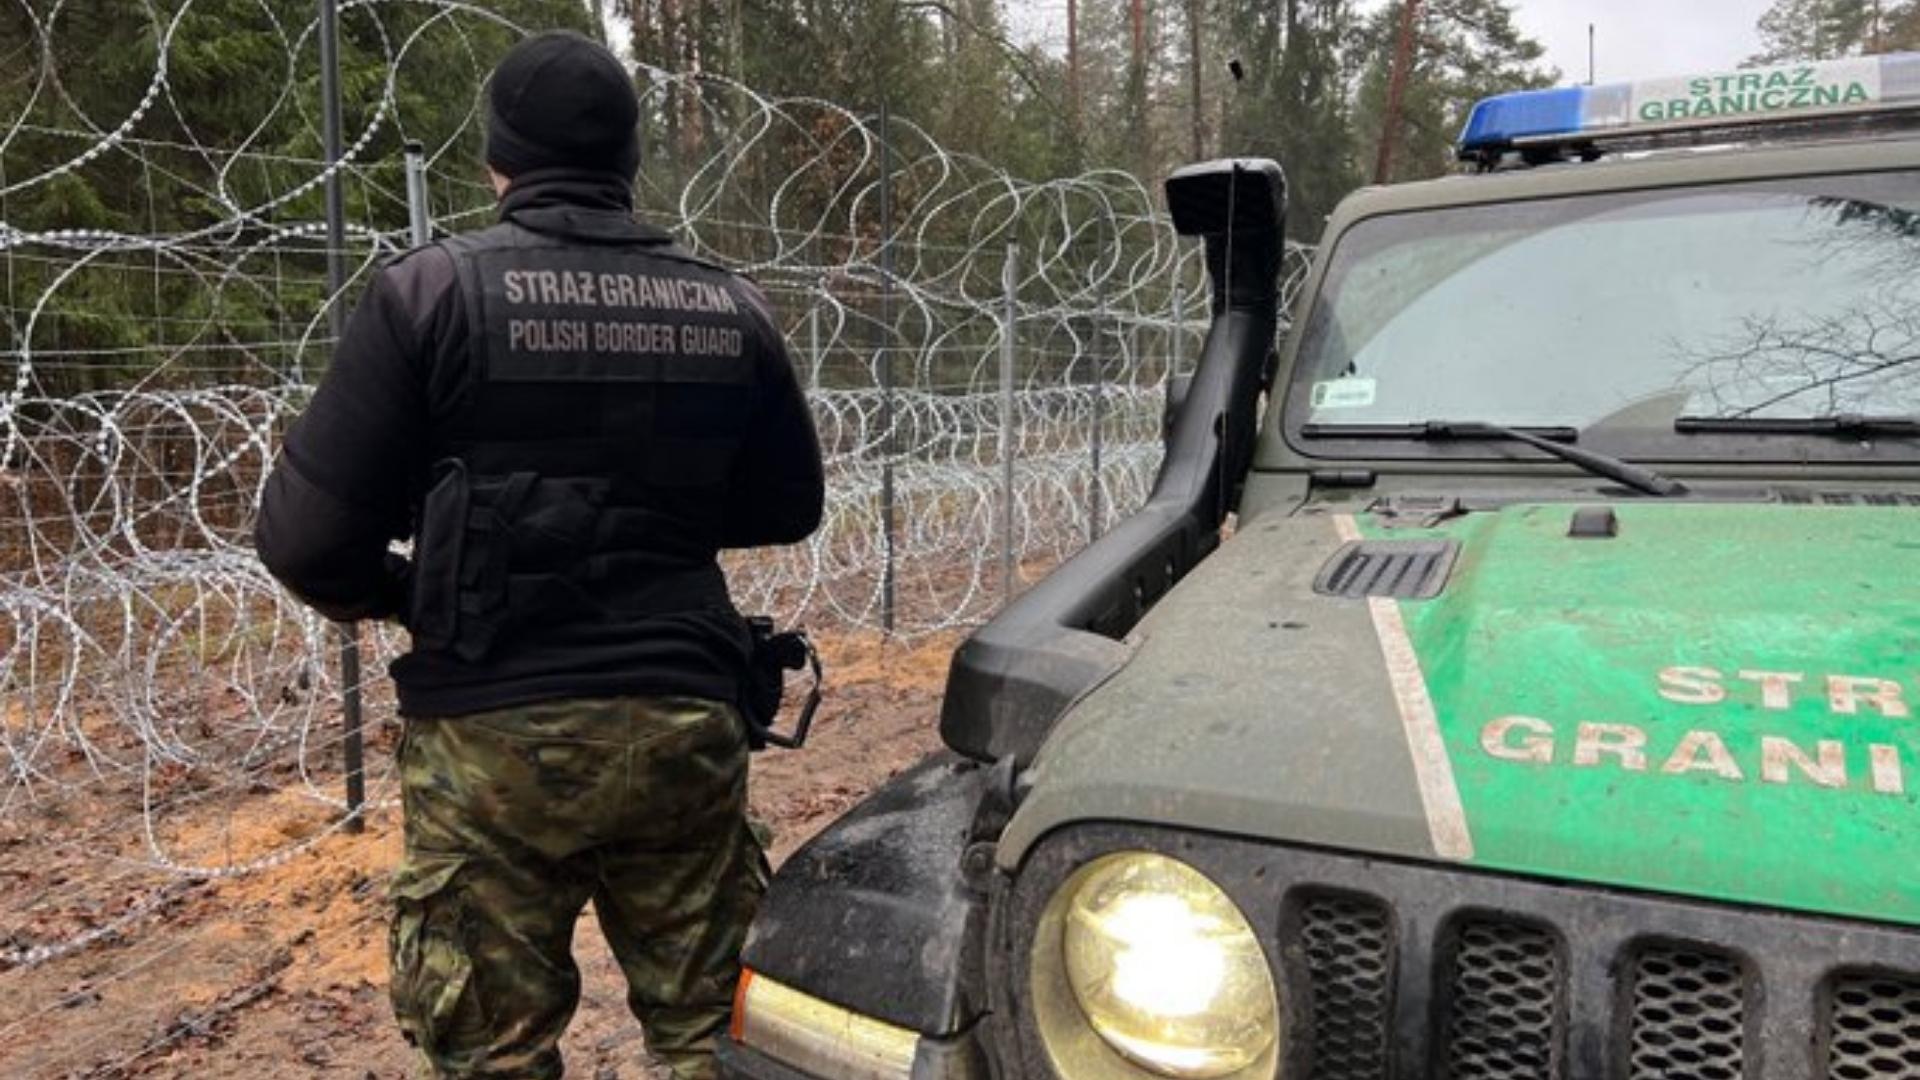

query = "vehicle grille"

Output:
[[1297, 893, 1394, 1080], [1278, 890, 1920, 1079], [1300, 920, 1759, 1079], [1626, 946, 1747, 1080], [1442, 919, 1564, 1079], [1260, 860, 1920, 1079], [1827, 973, 1920, 1078]]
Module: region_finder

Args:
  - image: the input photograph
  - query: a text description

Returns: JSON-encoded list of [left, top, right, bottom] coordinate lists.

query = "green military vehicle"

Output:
[[718, 52, 1920, 1080]]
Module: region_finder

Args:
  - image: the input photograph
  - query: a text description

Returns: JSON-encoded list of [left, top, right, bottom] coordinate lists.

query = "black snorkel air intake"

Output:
[[940, 158, 1287, 765]]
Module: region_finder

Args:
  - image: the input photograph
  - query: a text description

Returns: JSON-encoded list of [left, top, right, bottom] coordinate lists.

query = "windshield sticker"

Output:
[[1311, 377, 1377, 410]]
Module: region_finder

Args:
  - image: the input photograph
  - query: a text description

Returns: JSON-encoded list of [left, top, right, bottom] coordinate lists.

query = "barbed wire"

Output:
[[0, 0, 1314, 983]]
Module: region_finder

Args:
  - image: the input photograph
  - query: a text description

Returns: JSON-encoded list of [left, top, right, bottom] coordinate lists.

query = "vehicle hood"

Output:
[[999, 501, 1920, 926]]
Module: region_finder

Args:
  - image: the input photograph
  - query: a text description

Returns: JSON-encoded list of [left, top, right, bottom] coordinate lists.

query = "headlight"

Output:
[[1032, 852, 1280, 1079]]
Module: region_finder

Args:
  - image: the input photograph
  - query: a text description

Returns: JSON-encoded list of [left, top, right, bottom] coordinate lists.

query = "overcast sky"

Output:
[[1509, 0, 1770, 84], [613, 1, 1780, 88], [1004, 1, 1777, 85]]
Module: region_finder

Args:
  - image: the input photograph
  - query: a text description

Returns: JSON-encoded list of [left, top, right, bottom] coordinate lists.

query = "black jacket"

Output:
[[255, 171, 824, 717]]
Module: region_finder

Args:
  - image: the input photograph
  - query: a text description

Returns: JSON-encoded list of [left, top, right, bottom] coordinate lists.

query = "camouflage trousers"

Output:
[[389, 695, 769, 1080]]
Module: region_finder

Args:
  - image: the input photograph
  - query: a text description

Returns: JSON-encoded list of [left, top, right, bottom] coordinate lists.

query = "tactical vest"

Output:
[[407, 221, 758, 663]]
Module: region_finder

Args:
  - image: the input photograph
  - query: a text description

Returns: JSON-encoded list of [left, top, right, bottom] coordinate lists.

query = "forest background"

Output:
[[0, 0, 1908, 400]]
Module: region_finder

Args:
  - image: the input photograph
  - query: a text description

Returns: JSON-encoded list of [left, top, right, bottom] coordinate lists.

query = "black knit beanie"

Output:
[[485, 31, 641, 181]]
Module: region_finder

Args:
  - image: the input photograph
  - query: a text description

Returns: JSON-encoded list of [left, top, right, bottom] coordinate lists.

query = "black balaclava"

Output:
[[484, 31, 641, 182]]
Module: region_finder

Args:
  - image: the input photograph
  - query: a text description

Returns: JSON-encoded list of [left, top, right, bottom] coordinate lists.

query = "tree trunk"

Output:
[[1068, 0, 1081, 129], [1187, 0, 1204, 159], [660, 0, 681, 166], [728, 0, 742, 77], [1128, 0, 1153, 179], [631, 0, 654, 64], [1373, 0, 1420, 184]]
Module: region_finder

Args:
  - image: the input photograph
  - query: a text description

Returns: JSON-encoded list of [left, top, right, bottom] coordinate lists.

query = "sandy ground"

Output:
[[0, 631, 958, 1079]]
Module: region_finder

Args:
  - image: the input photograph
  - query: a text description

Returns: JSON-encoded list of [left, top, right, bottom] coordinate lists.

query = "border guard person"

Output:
[[254, 29, 825, 1080]]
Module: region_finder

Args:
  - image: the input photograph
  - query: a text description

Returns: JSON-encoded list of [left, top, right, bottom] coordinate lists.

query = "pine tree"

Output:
[[1217, 0, 1361, 235], [1351, 0, 1554, 187], [1750, 0, 1879, 62]]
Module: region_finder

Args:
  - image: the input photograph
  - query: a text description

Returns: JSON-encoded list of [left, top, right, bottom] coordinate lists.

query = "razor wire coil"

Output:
[[0, 0, 1313, 970]]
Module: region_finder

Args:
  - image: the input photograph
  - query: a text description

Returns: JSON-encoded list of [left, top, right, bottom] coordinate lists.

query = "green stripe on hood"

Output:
[[1383, 502, 1920, 924]]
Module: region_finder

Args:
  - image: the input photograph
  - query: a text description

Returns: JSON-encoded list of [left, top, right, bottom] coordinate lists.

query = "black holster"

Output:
[[408, 459, 470, 652], [743, 617, 821, 750]]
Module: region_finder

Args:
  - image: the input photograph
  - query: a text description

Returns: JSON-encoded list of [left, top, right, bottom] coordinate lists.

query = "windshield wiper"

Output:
[[1676, 414, 1920, 438], [1302, 420, 1689, 497]]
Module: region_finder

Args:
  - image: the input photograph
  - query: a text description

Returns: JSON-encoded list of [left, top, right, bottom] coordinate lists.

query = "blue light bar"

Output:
[[1459, 51, 1920, 160]]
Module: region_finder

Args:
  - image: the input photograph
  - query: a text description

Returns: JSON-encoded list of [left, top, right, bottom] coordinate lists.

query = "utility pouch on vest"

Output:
[[743, 617, 822, 751], [451, 471, 547, 663], [409, 459, 469, 651]]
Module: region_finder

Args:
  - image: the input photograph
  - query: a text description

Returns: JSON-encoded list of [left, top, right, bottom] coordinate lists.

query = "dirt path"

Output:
[[0, 632, 956, 1079]]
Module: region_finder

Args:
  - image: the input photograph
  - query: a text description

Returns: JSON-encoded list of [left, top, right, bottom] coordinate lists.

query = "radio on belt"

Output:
[[1457, 50, 1920, 166]]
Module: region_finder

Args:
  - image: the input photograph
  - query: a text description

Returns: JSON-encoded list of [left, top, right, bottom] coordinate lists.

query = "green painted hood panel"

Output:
[[1002, 502, 1920, 926], [1403, 502, 1920, 924]]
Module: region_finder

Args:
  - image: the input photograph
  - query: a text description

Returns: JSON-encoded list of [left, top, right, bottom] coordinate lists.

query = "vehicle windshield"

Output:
[[1288, 170, 1920, 459]]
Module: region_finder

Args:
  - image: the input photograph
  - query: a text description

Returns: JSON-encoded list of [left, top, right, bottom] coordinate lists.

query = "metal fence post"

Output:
[[877, 102, 897, 635], [1088, 244, 1107, 544], [404, 140, 430, 247], [1000, 242, 1018, 603], [807, 286, 820, 389], [1171, 249, 1186, 378], [318, 0, 363, 832]]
